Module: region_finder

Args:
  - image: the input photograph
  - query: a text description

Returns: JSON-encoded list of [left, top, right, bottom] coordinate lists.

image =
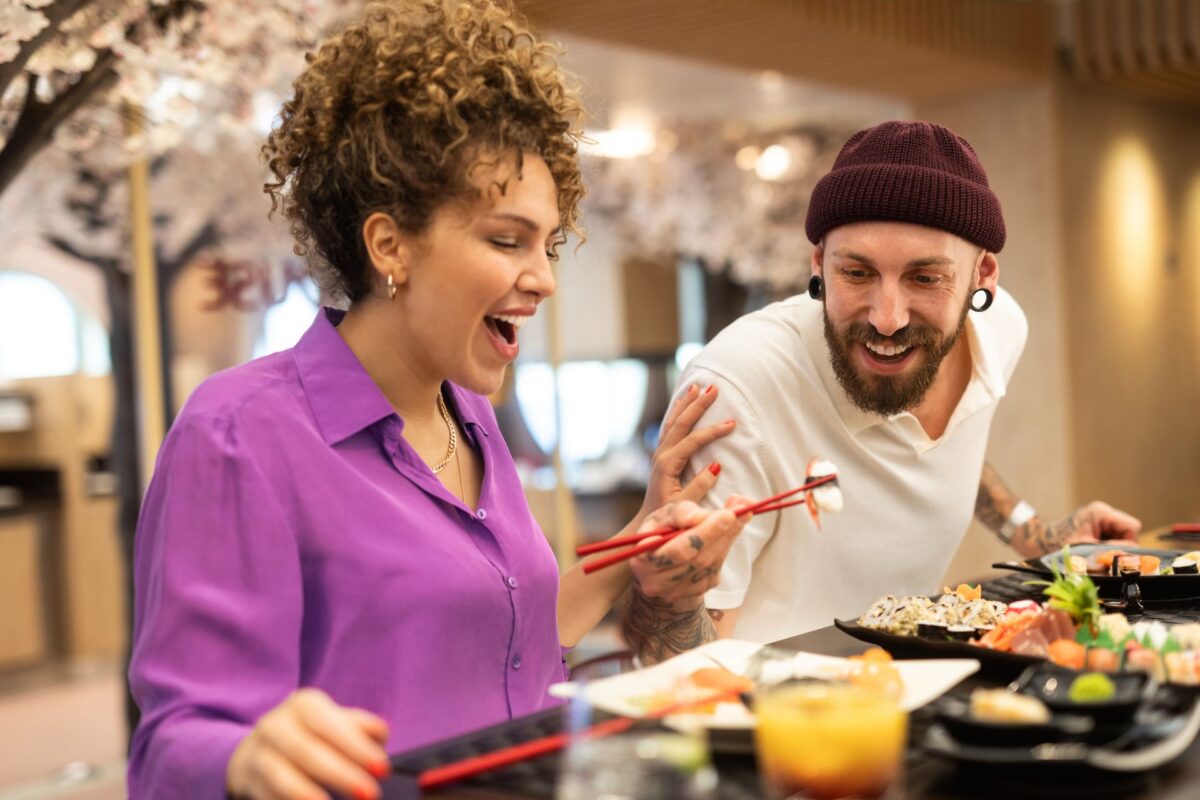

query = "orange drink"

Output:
[[755, 682, 907, 800]]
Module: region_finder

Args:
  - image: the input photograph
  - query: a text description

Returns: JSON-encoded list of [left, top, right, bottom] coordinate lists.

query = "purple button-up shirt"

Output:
[[129, 309, 565, 799]]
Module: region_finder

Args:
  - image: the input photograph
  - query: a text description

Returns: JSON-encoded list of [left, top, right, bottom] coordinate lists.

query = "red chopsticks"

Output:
[[416, 686, 745, 790], [1171, 523, 1200, 534], [577, 474, 837, 575]]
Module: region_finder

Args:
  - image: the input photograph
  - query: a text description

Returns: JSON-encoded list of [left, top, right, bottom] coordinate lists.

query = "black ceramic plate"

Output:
[[934, 694, 1094, 747], [993, 543, 1200, 602], [923, 697, 1200, 773], [1012, 663, 1148, 724], [833, 618, 1042, 679]]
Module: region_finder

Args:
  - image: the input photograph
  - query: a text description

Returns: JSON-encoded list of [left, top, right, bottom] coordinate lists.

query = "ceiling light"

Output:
[[755, 144, 792, 181], [736, 145, 762, 171], [580, 127, 657, 159]]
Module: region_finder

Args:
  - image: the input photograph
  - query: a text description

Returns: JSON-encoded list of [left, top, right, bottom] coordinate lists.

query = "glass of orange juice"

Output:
[[755, 682, 907, 800]]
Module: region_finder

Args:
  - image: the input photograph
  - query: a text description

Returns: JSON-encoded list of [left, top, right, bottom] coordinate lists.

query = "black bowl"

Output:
[[935, 695, 1094, 747], [1013, 664, 1148, 724]]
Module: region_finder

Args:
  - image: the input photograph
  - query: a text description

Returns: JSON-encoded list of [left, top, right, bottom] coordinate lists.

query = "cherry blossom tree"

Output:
[[2, 1, 358, 736]]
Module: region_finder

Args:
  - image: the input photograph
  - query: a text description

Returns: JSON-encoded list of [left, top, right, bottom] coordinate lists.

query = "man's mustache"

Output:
[[842, 322, 939, 349]]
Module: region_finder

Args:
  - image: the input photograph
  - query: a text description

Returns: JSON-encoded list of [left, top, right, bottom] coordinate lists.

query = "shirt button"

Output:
[[511, 655, 522, 670], [476, 508, 488, 520], [506, 576, 519, 589]]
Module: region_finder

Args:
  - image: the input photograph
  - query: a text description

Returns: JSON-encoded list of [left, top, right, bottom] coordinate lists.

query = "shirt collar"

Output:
[[293, 308, 491, 445], [798, 296, 1005, 437], [293, 307, 397, 445]]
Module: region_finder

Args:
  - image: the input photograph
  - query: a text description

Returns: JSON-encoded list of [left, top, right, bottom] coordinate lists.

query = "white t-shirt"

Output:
[[677, 288, 1027, 643]]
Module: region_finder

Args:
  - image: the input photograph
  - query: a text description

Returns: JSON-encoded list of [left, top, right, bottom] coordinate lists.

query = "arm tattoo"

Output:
[[1013, 507, 1092, 557], [621, 588, 717, 664], [974, 462, 1014, 533]]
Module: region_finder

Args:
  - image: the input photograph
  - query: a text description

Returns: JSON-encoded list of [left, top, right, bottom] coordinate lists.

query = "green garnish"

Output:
[[1026, 546, 1102, 635], [1069, 672, 1116, 703]]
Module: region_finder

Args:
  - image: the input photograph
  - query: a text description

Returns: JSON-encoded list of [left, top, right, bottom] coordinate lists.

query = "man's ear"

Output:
[[812, 239, 825, 279], [361, 212, 413, 289], [976, 250, 999, 293]]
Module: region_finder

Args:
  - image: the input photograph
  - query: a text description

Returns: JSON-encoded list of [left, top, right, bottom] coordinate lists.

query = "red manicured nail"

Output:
[[353, 785, 379, 800], [368, 758, 391, 779], [704, 385, 716, 395], [708, 462, 721, 476]]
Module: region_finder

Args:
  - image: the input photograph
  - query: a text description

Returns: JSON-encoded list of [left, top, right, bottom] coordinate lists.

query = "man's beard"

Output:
[[824, 294, 971, 417]]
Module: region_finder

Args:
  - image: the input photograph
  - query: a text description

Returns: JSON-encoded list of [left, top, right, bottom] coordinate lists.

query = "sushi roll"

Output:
[[1172, 556, 1199, 575], [917, 621, 949, 640], [946, 625, 976, 642]]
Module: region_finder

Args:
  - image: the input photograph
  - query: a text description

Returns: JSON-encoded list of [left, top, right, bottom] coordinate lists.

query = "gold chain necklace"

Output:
[[430, 391, 457, 474]]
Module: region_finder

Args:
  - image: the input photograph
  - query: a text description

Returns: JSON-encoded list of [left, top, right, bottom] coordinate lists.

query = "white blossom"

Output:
[[0, 4, 48, 43]]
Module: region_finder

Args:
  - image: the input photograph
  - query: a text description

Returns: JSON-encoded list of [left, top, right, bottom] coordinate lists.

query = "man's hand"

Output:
[[620, 497, 750, 663], [227, 688, 389, 800], [1017, 501, 1142, 557]]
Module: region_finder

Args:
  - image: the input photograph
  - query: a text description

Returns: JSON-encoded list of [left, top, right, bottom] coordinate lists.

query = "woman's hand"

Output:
[[628, 496, 750, 612], [226, 689, 390, 800], [640, 384, 736, 522]]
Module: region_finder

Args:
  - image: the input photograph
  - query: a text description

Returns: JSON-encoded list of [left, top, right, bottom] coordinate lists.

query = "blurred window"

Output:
[[0, 270, 110, 379], [515, 359, 649, 464], [253, 279, 319, 358]]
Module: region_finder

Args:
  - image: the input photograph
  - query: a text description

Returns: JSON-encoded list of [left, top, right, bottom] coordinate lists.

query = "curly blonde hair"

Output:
[[263, 0, 586, 303]]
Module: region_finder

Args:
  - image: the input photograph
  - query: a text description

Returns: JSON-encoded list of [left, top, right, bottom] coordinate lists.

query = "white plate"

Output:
[[553, 639, 980, 731]]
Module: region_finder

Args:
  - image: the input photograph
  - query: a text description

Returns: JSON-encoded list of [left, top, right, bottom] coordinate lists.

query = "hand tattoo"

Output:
[[621, 587, 717, 664], [688, 534, 703, 551], [649, 554, 675, 569]]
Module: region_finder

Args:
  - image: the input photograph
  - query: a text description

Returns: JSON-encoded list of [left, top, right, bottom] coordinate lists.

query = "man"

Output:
[[621, 121, 1141, 661]]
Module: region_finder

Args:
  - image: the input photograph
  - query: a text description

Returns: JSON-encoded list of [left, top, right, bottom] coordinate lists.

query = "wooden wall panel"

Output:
[[523, 0, 1053, 104], [1057, 78, 1200, 526]]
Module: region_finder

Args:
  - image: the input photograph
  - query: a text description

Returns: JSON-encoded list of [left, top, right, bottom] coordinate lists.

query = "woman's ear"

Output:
[[362, 212, 412, 289]]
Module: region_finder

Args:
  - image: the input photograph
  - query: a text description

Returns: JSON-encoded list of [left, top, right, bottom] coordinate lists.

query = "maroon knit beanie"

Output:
[[805, 121, 1005, 253]]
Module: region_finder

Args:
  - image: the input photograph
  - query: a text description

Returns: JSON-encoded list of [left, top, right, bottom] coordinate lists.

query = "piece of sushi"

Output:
[[917, 621, 949, 640], [946, 625, 976, 642], [970, 689, 1051, 724], [804, 457, 842, 529], [1172, 556, 1199, 575]]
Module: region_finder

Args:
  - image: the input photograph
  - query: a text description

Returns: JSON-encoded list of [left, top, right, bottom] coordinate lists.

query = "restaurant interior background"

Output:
[[0, 0, 1198, 796]]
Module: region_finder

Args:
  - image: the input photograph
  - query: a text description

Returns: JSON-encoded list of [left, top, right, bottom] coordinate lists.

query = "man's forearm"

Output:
[[620, 588, 718, 664], [976, 462, 1073, 557]]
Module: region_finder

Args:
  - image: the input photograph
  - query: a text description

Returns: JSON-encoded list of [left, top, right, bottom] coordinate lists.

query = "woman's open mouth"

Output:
[[486, 315, 517, 345], [484, 313, 530, 359]]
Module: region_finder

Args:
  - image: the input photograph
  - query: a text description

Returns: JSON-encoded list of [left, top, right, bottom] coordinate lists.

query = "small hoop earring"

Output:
[[387, 273, 397, 300], [808, 275, 823, 300], [970, 287, 994, 312]]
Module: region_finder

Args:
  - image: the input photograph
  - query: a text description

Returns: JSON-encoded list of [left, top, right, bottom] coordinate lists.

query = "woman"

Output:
[[127, 2, 744, 799]]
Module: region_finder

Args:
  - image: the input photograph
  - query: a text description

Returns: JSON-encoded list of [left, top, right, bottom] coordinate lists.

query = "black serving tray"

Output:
[[993, 543, 1200, 603], [834, 617, 1042, 680]]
